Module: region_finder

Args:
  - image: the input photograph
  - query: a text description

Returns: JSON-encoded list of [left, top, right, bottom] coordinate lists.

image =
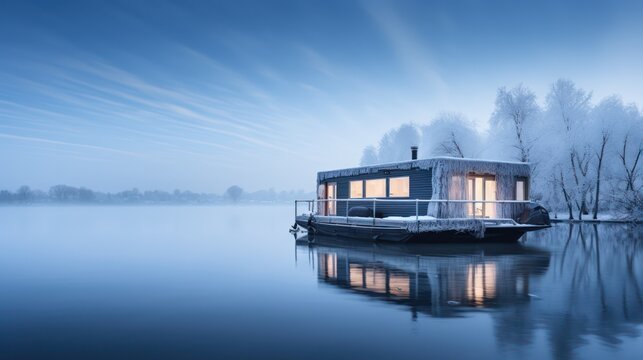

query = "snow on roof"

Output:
[[317, 156, 530, 182]]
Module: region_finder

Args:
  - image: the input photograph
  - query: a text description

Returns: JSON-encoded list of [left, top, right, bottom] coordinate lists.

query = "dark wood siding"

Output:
[[321, 168, 432, 217]]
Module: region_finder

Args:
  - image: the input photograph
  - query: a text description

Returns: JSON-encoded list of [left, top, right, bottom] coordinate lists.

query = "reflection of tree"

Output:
[[516, 224, 643, 360], [297, 224, 643, 360]]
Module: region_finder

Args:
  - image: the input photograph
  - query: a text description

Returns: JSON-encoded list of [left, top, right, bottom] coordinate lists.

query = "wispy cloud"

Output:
[[362, 1, 448, 97], [0, 133, 141, 157]]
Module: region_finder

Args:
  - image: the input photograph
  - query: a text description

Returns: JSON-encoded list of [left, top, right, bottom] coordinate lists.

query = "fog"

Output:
[[1, 1, 642, 195]]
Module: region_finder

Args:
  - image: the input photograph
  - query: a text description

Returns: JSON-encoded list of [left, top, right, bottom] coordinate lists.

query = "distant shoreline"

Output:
[[0, 201, 296, 206], [550, 218, 638, 224], [1, 204, 638, 224]]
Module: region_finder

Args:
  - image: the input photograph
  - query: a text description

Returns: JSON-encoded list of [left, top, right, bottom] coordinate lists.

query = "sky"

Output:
[[1, 0, 642, 193]]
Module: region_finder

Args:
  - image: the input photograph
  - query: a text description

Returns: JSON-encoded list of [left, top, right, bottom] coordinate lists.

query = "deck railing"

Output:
[[294, 198, 533, 221]]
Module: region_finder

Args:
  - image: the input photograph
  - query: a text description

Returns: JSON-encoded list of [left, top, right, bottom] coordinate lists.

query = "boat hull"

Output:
[[296, 217, 548, 243]]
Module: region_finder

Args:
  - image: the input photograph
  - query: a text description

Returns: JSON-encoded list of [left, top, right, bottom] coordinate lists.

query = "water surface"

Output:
[[0, 206, 641, 359]]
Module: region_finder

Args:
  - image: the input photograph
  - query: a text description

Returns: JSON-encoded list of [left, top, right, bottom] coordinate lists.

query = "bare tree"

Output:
[[557, 169, 574, 220], [618, 134, 641, 192], [437, 131, 465, 158], [570, 147, 593, 220]]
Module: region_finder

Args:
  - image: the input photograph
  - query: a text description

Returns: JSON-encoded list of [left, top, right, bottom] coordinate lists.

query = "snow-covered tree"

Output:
[[376, 123, 420, 163], [359, 145, 379, 165], [545, 79, 593, 219], [588, 96, 625, 219], [420, 113, 482, 158], [491, 84, 540, 162], [355, 79, 641, 221]]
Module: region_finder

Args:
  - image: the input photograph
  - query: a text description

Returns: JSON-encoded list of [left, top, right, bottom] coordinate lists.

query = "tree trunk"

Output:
[[560, 171, 574, 220], [592, 137, 607, 220]]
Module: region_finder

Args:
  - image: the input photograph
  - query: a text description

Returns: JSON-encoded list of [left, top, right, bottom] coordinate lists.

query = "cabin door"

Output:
[[326, 182, 337, 216], [466, 175, 496, 218]]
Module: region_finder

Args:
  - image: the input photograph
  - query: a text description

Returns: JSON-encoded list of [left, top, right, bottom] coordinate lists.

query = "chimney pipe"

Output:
[[411, 146, 418, 160]]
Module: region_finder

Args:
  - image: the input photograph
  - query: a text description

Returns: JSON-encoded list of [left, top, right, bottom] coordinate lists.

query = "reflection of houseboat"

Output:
[[294, 147, 550, 242], [297, 236, 550, 317]]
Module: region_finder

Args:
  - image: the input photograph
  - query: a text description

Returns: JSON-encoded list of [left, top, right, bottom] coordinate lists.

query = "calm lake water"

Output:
[[0, 206, 641, 360]]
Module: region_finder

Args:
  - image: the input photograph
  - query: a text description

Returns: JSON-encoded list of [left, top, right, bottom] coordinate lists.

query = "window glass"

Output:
[[516, 180, 526, 200], [350, 180, 364, 198], [365, 179, 386, 198], [388, 176, 410, 197]]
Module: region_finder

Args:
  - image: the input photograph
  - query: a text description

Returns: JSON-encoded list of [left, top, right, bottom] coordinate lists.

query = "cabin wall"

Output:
[[320, 168, 432, 217], [429, 160, 530, 219], [317, 157, 531, 219]]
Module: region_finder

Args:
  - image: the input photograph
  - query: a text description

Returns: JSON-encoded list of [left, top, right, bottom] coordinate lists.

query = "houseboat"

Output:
[[293, 147, 550, 242]]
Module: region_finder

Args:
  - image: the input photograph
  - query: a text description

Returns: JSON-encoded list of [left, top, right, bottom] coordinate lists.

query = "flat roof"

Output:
[[317, 156, 529, 180], [318, 156, 529, 176]]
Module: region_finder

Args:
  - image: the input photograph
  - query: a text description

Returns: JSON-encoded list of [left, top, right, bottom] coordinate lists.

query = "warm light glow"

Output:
[[350, 180, 363, 198], [349, 264, 363, 288], [365, 179, 386, 198], [467, 178, 474, 216], [466, 262, 497, 306], [364, 268, 387, 294], [466, 175, 496, 218], [350, 264, 388, 294], [389, 273, 410, 298], [321, 253, 337, 279], [484, 178, 496, 218], [388, 176, 410, 197], [475, 177, 484, 216], [326, 182, 336, 215]]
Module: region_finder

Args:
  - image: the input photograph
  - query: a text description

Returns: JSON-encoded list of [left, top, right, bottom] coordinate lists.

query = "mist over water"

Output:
[[0, 205, 640, 360]]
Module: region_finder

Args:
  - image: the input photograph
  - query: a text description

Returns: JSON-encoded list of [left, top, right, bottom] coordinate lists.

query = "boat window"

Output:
[[365, 179, 386, 198], [350, 180, 364, 198], [516, 178, 528, 200], [388, 176, 410, 197], [466, 174, 496, 218]]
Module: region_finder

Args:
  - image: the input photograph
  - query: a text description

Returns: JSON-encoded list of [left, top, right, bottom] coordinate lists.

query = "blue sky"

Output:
[[1, 0, 642, 192]]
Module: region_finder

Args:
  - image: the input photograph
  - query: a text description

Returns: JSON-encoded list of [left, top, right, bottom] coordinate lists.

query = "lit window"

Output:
[[365, 179, 386, 198], [350, 180, 363, 198], [516, 179, 527, 200], [389, 176, 410, 197]]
